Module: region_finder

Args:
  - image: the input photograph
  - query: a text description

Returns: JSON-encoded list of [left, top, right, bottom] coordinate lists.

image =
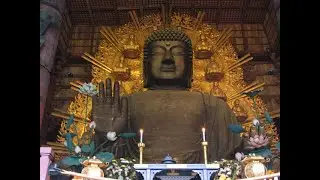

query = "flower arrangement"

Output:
[[104, 158, 137, 180], [228, 118, 273, 159], [243, 119, 269, 150], [228, 89, 277, 159], [79, 82, 99, 96], [60, 113, 114, 169], [213, 159, 242, 180]]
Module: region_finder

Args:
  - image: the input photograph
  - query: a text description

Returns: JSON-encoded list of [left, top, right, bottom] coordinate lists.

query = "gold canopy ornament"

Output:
[[51, 10, 278, 155]]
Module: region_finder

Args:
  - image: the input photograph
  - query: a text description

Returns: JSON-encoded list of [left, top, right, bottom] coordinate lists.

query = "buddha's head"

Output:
[[143, 28, 193, 89]]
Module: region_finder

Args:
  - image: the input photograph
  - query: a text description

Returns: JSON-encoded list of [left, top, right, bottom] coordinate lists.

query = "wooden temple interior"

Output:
[[41, 0, 280, 150]]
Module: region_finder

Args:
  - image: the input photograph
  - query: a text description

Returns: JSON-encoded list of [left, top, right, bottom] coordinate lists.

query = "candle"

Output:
[[202, 128, 206, 141], [140, 129, 143, 143]]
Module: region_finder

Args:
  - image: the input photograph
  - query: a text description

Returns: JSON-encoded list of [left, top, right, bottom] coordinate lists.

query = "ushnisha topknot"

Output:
[[144, 28, 192, 61], [143, 28, 193, 88]]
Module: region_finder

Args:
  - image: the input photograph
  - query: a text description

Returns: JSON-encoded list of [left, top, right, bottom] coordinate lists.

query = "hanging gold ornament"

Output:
[[205, 60, 224, 82]]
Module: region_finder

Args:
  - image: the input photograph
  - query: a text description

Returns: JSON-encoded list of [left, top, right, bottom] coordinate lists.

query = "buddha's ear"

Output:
[[143, 60, 149, 88], [143, 70, 149, 88], [185, 63, 193, 88]]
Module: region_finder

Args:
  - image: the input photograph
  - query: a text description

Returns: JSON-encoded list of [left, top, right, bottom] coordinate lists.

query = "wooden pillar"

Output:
[[40, 0, 65, 130]]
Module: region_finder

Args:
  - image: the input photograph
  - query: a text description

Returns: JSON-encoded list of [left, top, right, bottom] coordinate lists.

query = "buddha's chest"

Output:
[[128, 91, 207, 133]]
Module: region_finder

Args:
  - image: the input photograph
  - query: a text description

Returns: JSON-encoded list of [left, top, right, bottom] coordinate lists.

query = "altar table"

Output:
[[134, 163, 220, 180]]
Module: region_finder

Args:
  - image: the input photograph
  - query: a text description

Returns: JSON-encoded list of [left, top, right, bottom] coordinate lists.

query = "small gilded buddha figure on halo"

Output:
[[123, 34, 140, 59], [195, 33, 213, 59], [205, 60, 224, 82], [210, 82, 227, 102], [112, 56, 130, 81], [232, 99, 248, 123]]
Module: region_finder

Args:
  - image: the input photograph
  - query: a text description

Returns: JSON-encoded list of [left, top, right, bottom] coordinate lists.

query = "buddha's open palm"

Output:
[[92, 78, 128, 141]]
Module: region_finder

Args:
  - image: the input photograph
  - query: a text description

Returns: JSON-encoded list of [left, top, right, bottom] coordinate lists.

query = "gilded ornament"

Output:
[[112, 56, 131, 81], [210, 82, 227, 102], [122, 34, 140, 59], [242, 156, 267, 178], [80, 156, 106, 179], [205, 60, 224, 82], [232, 99, 248, 123], [195, 33, 213, 59]]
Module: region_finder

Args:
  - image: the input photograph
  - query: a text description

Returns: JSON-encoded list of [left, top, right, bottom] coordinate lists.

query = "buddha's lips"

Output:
[[160, 66, 176, 72]]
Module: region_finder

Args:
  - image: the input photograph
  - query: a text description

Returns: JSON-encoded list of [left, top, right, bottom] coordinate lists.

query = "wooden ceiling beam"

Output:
[[83, 1, 95, 54], [85, 0, 95, 26], [69, 7, 266, 13], [114, 0, 120, 25], [240, 0, 250, 23], [67, 0, 271, 26], [139, 0, 144, 16], [216, 0, 221, 25], [240, 0, 249, 53]]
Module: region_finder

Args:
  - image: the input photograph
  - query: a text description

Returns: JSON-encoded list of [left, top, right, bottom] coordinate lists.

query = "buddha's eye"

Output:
[[151, 52, 165, 56], [171, 46, 185, 56], [151, 48, 165, 55], [171, 48, 185, 56], [172, 52, 185, 56]]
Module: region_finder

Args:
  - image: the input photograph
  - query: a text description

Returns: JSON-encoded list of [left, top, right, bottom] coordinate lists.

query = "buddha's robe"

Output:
[[126, 90, 241, 163]]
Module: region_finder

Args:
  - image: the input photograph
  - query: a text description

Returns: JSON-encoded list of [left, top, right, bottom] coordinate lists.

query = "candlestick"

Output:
[[140, 129, 143, 143], [138, 142, 145, 164], [202, 141, 208, 164], [202, 128, 206, 141]]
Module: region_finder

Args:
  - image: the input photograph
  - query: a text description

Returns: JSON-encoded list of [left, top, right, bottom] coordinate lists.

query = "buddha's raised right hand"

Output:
[[92, 78, 128, 142]]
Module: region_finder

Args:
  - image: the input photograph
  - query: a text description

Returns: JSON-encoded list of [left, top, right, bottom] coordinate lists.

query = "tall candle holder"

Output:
[[202, 141, 208, 164], [201, 127, 208, 164], [138, 142, 145, 164], [138, 129, 145, 164]]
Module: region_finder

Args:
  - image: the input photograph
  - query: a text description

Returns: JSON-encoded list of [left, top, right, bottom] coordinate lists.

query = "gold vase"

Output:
[[80, 156, 108, 180], [242, 155, 267, 178]]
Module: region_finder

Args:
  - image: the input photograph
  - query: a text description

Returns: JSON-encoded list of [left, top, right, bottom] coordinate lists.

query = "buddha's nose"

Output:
[[160, 51, 176, 72], [162, 59, 174, 65], [162, 51, 174, 65]]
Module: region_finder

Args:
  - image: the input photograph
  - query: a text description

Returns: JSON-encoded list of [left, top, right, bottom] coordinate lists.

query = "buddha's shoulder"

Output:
[[129, 90, 205, 97], [128, 90, 226, 104]]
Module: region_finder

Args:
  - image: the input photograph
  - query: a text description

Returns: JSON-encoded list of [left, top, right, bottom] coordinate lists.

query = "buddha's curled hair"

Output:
[[143, 28, 193, 88]]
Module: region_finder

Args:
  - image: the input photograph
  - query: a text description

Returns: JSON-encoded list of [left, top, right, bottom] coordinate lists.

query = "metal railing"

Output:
[[42, 147, 280, 180], [237, 173, 280, 180]]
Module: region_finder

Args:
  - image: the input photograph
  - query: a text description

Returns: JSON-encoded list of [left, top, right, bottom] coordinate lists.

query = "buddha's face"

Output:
[[149, 41, 186, 79]]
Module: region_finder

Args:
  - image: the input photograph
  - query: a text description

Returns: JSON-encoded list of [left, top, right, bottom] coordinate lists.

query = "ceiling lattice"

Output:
[[66, 0, 271, 25]]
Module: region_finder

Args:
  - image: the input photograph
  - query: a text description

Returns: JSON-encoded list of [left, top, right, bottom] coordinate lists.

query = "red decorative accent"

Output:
[[205, 72, 224, 82], [195, 50, 213, 59]]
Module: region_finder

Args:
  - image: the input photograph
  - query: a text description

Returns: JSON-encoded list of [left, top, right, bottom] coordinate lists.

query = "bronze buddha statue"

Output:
[[92, 29, 241, 163]]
